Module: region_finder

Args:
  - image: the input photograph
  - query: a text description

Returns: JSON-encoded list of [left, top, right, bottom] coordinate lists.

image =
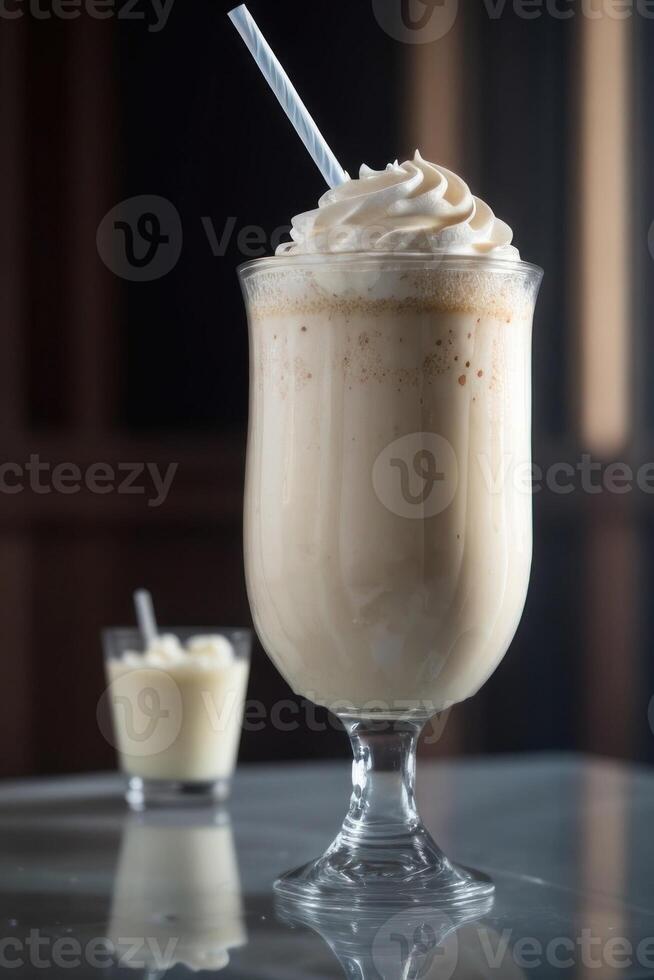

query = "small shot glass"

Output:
[[102, 627, 252, 809]]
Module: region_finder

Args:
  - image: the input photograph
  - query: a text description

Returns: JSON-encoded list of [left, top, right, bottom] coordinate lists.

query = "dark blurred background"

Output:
[[1, 0, 652, 777]]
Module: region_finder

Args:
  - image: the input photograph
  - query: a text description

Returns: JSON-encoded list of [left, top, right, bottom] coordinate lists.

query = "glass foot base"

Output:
[[274, 716, 495, 915], [274, 840, 494, 914], [276, 885, 492, 977], [125, 776, 230, 810]]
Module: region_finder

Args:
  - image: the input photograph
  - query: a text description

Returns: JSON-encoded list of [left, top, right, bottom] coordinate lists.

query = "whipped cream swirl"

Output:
[[277, 151, 519, 259]]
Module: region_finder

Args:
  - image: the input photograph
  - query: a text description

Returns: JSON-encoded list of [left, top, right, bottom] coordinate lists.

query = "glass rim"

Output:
[[238, 251, 544, 281]]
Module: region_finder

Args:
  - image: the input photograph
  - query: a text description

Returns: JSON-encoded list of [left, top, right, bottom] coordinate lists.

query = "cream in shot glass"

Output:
[[102, 627, 251, 808]]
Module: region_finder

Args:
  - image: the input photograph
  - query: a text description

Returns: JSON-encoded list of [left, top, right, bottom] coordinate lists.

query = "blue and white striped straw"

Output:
[[228, 4, 348, 189]]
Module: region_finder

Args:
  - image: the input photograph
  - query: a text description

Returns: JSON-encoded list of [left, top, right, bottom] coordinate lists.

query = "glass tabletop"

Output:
[[0, 754, 652, 978]]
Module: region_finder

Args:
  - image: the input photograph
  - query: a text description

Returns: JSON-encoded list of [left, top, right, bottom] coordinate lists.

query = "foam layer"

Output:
[[244, 266, 540, 324]]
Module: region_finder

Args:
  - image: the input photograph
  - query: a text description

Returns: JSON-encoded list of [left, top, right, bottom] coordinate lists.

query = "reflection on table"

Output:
[[108, 807, 246, 973], [277, 895, 527, 980]]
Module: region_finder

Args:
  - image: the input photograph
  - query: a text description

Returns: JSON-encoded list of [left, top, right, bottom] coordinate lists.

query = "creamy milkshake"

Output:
[[239, 152, 542, 908], [242, 154, 539, 717]]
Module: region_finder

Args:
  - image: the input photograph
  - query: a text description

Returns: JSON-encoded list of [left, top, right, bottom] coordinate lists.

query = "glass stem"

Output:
[[339, 716, 426, 847]]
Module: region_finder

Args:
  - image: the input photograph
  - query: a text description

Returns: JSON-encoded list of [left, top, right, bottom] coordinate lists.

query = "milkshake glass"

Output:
[[238, 150, 542, 909]]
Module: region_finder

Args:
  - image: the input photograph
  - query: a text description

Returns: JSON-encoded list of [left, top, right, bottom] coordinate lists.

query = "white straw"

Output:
[[228, 4, 348, 189], [134, 589, 158, 648]]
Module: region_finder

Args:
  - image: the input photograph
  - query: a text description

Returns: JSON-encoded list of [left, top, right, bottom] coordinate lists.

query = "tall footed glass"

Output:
[[239, 252, 542, 911]]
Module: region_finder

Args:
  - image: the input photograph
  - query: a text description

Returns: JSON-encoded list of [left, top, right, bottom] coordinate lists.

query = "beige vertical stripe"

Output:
[[406, 23, 465, 173], [578, 16, 631, 455], [406, 29, 466, 758], [578, 17, 637, 763]]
